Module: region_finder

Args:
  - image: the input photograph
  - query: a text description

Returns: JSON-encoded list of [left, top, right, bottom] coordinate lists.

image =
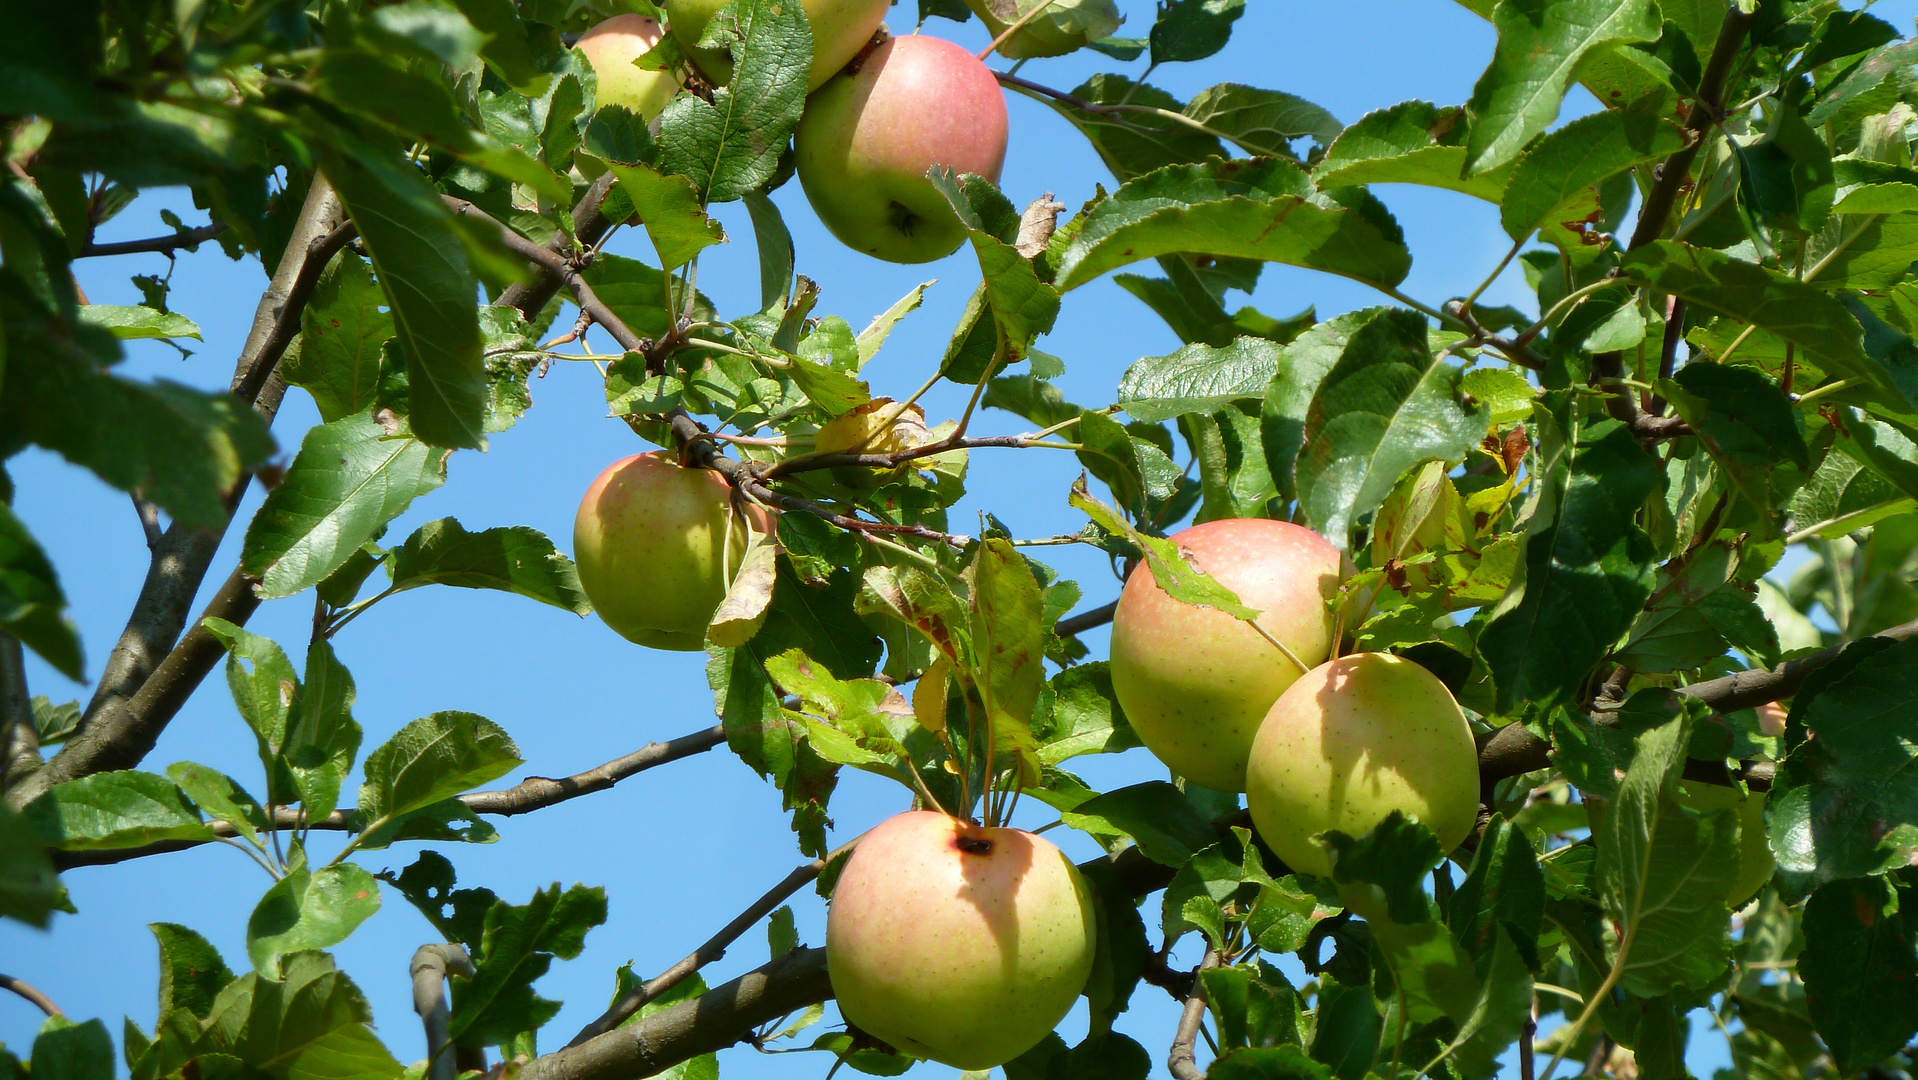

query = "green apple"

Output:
[[575, 15, 683, 123], [793, 35, 1008, 264], [1678, 781, 1775, 906], [664, 0, 891, 90], [826, 811, 1096, 1070], [1246, 651, 1480, 878], [1108, 518, 1342, 792], [573, 451, 771, 650]]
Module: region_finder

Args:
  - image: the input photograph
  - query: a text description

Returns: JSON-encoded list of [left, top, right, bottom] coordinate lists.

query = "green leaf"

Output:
[[657, 0, 810, 203], [387, 518, 591, 615], [1769, 636, 1918, 888], [1479, 411, 1659, 712], [1799, 876, 1918, 1073], [1619, 241, 1867, 374], [0, 801, 59, 928], [1055, 159, 1412, 292], [743, 191, 794, 312], [1061, 781, 1218, 866], [1209, 1045, 1333, 1080], [967, 538, 1047, 780], [1037, 76, 1224, 184], [1184, 84, 1342, 157], [29, 1019, 113, 1080], [201, 617, 300, 774], [1597, 711, 1736, 995], [325, 150, 486, 449], [1118, 338, 1280, 422], [450, 882, 608, 1046], [0, 504, 83, 680], [1463, 0, 1663, 175], [240, 410, 450, 600], [24, 770, 212, 850], [579, 253, 685, 340], [198, 952, 402, 1080], [1261, 308, 1383, 500], [1033, 662, 1141, 764], [1068, 478, 1257, 620], [356, 711, 521, 831], [0, 340, 273, 528], [151, 922, 235, 1019], [165, 762, 267, 844], [1314, 101, 1513, 202], [969, 0, 1122, 59], [606, 162, 727, 270], [246, 857, 382, 973], [1148, 0, 1243, 64], [856, 282, 931, 367], [1660, 362, 1808, 534], [365, 0, 487, 68], [1500, 110, 1687, 240], [30, 696, 80, 746], [1295, 308, 1483, 545], [78, 304, 202, 340], [286, 253, 391, 423], [285, 638, 362, 823]]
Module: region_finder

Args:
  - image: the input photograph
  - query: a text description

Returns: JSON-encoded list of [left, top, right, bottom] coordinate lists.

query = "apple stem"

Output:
[[1250, 621, 1311, 675], [975, 0, 1064, 61], [903, 759, 950, 818]]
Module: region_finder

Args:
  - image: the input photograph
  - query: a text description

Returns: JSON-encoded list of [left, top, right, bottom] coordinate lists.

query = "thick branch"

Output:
[[49, 725, 725, 867], [412, 944, 477, 1080], [1056, 600, 1118, 638], [1626, 9, 1756, 251], [567, 856, 828, 1048], [1167, 950, 1223, 1080], [495, 172, 620, 321], [78, 223, 228, 258], [65, 177, 346, 791], [0, 634, 38, 794], [1477, 617, 1918, 788]]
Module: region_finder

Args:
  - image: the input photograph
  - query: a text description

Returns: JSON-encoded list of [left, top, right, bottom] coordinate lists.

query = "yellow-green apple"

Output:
[[1678, 781, 1774, 906], [1108, 518, 1342, 792], [826, 811, 1096, 1069], [573, 451, 771, 650], [576, 15, 683, 122], [794, 35, 1008, 264], [1246, 651, 1479, 878], [664, 0, 891, 90]]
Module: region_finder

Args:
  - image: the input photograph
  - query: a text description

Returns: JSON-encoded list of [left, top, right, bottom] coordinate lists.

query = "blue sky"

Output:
[[7, 1, 1911, 1076]]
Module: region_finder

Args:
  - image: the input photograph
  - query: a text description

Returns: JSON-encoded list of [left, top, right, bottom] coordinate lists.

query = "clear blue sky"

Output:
[[6, 2, 1911, 1075]]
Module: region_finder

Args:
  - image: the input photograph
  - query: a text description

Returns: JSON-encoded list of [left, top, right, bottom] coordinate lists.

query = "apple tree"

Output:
[[5, 0, 1918, 1078]]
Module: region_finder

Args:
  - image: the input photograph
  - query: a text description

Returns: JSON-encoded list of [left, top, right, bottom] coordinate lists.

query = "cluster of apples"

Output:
[[576, 0, 1009, 263]]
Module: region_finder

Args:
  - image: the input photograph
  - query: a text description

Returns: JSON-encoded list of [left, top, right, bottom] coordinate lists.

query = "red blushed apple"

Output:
[[826, 811, 1096, 1070], [1246, 652, 1480, 879], [573, 451, 772, 651], [576, 15, 683, 123], [1108, 518, 1342, 793], [794, 35, 1009, 264], [664, 0, 892, 90]]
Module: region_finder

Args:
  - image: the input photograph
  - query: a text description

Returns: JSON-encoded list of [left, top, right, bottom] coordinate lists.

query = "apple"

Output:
[[1756, 700, 1787, 737], [793, 35, 1009, 264], [1677, 781, 1774, 906], [1108, 518, 1342, 792], [826, 811, 1096, 1070], [1245, 651, 1480, 879], [576, 15, 683, 123], [664, 0, 892, 90], [573, 451, 772, 651]]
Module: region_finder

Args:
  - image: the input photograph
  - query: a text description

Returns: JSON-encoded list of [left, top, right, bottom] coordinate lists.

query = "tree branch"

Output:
[[495, 172, 621, 322], [1626, 8, 1756, 251], [445, 196, 642, 353], [1055, 600, 1117, 639], [0, 634, 39, 795], [1167, 949, 1223, 1080], [1477, 617, 1918, 789], [48, 725, 726, 867], [78, 223, 229, 258], [566, 856, 829, 1048], [0, 973, 62, 1017], [412, 944, 477, 1080], [61, 177, 346, 800]]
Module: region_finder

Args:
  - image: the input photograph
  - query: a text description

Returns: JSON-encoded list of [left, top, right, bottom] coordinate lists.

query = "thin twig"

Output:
[[1626, 9, 1757, 250], [78, 223, 228, 258], [0, 974, 61, 1017], [51, 725, 728, 868]]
